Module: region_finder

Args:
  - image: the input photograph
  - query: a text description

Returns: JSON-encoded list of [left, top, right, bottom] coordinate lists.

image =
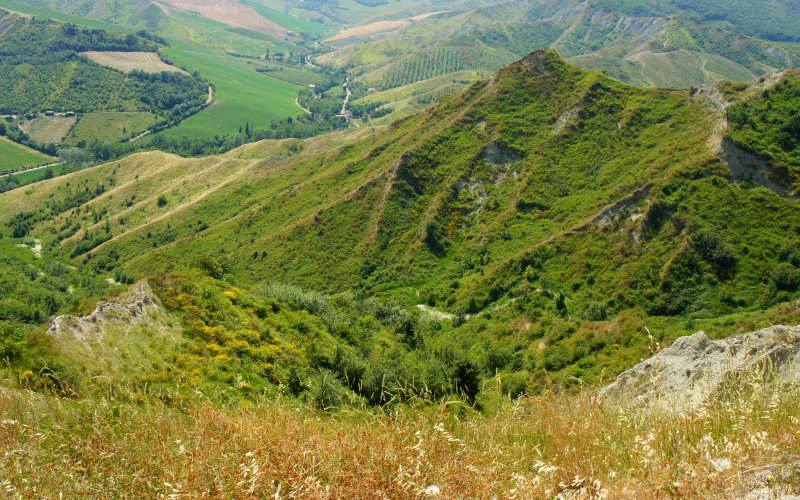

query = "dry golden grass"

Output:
[[81, 51, 188, 74], [160, 0, 288, 37], [1, 371, 799, 498], [18, 115, 76, 143], [326, 20, 410, 42]]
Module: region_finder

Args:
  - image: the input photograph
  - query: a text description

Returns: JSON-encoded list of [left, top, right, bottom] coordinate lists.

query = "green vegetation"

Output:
[[0, 136, 54, 174], [66, 111, 157, 144], [377, 46, 515, 89], [728, 72, 800, 188], [0, 1, 799, 495], [590, 0, 800, 42], [2, 52, 798, 394], [240, 0, 333, 38], [158, 41, 301, 139], [0, 17, 207, 117]]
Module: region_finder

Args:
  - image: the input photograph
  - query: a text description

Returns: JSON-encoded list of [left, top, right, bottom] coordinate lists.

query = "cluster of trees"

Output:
[[0, 20, 208, 116], [144, 275, 491, 407]]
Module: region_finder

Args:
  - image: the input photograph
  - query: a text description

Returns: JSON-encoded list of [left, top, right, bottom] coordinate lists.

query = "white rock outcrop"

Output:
[[602, 325, 800, 409], [46, 280, 158, 343]]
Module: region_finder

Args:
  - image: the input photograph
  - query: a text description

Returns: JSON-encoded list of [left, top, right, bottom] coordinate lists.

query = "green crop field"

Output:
[[0, 0, 126, 31], [66, 112, 157, 145], [158, 41, 302, 139], [240, 0, 334, 38], [3, 161, 68, 184], [0, 137, 53, 174]]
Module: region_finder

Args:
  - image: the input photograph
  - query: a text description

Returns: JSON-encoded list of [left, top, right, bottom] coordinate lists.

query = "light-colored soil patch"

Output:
[[81, 51, 188, 74], [416, 304, 455, 321], [161, 0, 288, 37], [17, 238, 42, 258], [327, 20, 409, 41], [410, 11, 448, 21], [19, 115, 76, 143], [326, 10, 448, 42]]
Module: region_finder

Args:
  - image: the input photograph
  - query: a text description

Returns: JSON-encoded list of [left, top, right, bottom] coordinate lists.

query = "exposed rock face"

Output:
[[47, 280, 158, 343], [602, 325, 800, 409]]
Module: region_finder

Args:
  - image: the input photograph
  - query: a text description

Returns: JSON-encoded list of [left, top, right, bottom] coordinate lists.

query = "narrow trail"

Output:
[[296, 96, 312, 115], [339, 80, 351, 116], [127, 130, 151, 143], [0, 161, 65, 179], [205, 85, 213, 105]]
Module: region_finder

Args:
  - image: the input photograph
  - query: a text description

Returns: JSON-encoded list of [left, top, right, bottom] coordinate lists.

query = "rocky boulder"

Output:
[[602, 325, 800, 410], [46, 280, 158, 343]]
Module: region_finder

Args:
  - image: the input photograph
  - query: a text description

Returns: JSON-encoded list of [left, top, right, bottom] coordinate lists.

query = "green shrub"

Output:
[[0, 321, 28, 361], [771, 263, 800, 291]]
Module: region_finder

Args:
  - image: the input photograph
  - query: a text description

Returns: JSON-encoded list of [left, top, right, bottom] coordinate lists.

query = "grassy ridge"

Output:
[[728, 71, 800, 188]]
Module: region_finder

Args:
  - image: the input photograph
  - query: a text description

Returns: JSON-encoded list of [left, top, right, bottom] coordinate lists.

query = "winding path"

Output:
[[295, 95, 312, 115]]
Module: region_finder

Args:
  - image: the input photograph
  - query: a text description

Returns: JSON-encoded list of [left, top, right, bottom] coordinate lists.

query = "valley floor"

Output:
[[1, 381, 799, 498]]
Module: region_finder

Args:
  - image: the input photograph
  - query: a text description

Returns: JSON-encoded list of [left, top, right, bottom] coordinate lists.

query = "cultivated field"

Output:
[[326, 20, 410, 41], [66, 112, 158, 144], [161, 0, 288, 37], [18, 115, 76, 143], [158, 41, 301, 139], [326, 11, 448, 42], [0, 136, 53, 174], [81, 51, 188, 74]]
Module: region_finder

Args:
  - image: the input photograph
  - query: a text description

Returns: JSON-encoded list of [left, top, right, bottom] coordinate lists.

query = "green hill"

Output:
[[1, 51, 798, 395]]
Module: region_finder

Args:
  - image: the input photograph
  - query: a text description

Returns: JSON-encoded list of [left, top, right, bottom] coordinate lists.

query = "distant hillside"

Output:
[[0, 12, 208, 116], [321, 0, 798, 93]]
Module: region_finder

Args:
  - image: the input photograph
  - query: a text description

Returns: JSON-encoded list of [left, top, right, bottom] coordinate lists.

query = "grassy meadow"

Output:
[[66, 112, 157, 144], [0, 137, 54, 174], [1, 374, 799, 497], [20, 115, 76, 144], [159, 41, 302, 139]]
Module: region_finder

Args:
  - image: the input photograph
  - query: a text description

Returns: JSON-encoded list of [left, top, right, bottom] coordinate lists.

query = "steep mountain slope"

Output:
[[3, 50, 798, 313], [1, 50, 799, 389]]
